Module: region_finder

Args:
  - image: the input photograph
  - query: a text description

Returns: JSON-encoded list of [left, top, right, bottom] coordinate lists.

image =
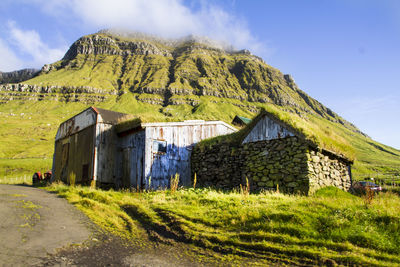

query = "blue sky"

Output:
[[0, 0, 399, 149]]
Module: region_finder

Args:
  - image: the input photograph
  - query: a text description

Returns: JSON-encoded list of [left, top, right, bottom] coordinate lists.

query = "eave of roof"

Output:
[[115, 118, 237, 134], [234, 115, 252, 124]]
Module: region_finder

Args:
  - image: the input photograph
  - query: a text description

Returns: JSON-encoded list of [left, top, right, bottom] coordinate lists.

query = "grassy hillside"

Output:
[[1, 30, 399, 178], [43, 184, 400, 266]]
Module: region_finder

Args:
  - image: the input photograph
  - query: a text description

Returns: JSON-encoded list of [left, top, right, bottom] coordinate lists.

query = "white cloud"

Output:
[[7, 21, 67, 69], [2, 0, 267, 70], [33, 0, 265, 54], [0, 38, 23, 72]]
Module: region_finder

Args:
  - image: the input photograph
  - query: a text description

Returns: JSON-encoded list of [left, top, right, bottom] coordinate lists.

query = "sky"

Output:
[[0, 0, 399, 149]]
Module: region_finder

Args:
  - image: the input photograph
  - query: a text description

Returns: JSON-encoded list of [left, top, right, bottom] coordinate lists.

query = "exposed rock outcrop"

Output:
[[0, 83, 115, 104], [62, 34, 172, 60], [0, 69, 39, 84]]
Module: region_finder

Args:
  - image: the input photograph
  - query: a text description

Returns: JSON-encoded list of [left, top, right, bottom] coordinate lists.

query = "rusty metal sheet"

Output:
[[53, 125, 95, 184], [55, 108, 97, 141]]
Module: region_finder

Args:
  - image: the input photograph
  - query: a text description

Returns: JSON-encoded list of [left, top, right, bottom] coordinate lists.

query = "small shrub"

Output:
[[193, 173, 197, 190]]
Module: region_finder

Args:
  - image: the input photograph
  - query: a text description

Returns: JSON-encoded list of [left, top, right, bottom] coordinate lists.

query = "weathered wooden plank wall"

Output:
[[144, 123, 236, 188], [94, 123, 117, 184], [242, 115, 294, 144], [116, 130, 145, 188]]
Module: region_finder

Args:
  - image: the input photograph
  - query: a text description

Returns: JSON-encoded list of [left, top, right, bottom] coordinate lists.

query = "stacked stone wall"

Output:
[[191, 143, 244, 189], [192, 136, 310, 194], [242, 137, 309, 193], [307, 150, 352, 193], [191, 136, 352, 194]]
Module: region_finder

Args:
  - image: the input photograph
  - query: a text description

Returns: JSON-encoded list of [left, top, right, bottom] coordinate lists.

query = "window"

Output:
[[153, 140, 167, 154]]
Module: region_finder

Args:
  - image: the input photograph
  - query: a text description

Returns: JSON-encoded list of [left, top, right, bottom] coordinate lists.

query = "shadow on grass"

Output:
[[121, 204, 329, 266]]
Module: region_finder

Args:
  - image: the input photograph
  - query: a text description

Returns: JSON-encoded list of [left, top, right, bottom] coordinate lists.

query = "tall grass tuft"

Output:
[[68, 172, 76, 187], [148, 176, 152, 191], [90, 179, 96, 189], [240, 177, 250, 199], [170, 173, 179, 193], [193, 173, 197, 190]]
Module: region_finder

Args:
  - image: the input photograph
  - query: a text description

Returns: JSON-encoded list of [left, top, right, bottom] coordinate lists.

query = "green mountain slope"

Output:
[[0, 30, 399, 178]]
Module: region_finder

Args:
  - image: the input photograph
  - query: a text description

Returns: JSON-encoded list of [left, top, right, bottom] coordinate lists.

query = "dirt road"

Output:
[[0, 185, 210, 267], [0, 184, 93, 266]]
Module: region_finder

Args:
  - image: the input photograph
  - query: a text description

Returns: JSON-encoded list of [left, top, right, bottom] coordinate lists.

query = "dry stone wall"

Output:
[[191, 136, 352, 194], [307, 150, 352, 193]]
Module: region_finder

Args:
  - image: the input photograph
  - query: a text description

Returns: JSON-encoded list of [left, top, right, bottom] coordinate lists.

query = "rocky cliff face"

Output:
[[0, 83, 114, 104], [0, 69, 39, 84]]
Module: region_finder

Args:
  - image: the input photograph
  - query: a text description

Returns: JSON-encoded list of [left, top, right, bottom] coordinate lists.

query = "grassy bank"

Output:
[[44, 184, 400, 266]]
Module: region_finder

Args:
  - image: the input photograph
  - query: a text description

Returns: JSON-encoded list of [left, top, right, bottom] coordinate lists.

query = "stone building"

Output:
[[191, 109, 353, 194]]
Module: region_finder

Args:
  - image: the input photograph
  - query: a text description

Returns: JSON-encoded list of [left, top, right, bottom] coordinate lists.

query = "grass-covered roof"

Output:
[[198, 107, 354, 162]]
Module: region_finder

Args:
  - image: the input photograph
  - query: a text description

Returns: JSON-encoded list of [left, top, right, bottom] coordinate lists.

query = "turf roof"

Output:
[[198, 108, 353, 162]]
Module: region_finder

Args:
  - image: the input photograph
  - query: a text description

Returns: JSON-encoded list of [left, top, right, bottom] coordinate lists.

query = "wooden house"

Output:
[[52, 107, 127, 185], [52, 107, 236, 188]]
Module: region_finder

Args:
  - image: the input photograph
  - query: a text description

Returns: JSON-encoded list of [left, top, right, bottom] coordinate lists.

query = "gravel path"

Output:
[[0, 184, 93, 266]]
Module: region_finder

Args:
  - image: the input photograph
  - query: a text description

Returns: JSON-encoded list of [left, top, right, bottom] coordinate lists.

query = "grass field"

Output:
[[42, 184, 400, 266]]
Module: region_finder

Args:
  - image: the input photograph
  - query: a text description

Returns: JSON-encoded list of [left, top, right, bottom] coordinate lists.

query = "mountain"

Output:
[[0, 30, 399, 178], [0, 68, 39, 84]]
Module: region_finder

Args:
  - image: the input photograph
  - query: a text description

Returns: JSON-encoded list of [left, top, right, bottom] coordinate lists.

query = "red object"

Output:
[[35, 172, 42, 180]]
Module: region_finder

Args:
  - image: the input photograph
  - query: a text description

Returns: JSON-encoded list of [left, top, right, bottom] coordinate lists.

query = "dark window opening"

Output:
[[82, 164, 89, 181], [153, 140, 167, 154]]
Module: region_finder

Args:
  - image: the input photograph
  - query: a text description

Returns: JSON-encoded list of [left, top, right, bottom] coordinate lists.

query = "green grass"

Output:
[[44, 184, 400, 266]]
